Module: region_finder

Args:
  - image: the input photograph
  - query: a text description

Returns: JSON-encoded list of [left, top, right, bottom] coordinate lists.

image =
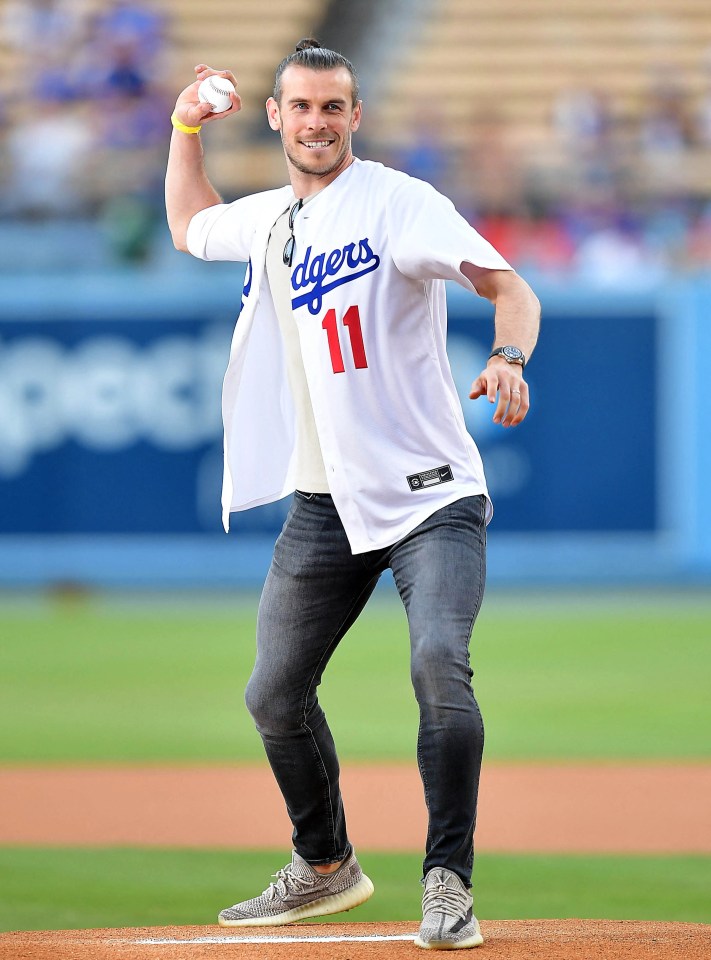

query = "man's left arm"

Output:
[[461, 265, 541, 428]]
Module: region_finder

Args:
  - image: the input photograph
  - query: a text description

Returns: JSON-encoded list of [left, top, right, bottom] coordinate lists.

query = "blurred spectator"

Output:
[[2, 0, 87, 52], [72, 0, 168, 101], [92, 81, 168, 264], [454, 111, 523, 221], [103, 42, 151, 99], [85, 5, 171, 262], [97, 85, 168, 149], [641, 199, 694, 268], [550, 85, 627, 212], [639, 70, 694, 156], [2, 102, 96, 218], [574, 223, 652, 286], [552, 85, 612, 153], [92, 0, 165, 61], [637, 69, 696, 197], [1, 0, 90, 101], [473, 209, 575, 276]]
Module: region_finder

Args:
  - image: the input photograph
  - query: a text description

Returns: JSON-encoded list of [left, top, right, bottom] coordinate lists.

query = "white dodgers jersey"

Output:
[[187, 159, 511, 553]]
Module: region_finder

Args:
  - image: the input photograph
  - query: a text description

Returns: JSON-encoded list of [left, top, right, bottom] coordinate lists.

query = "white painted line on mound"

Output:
[[135, 933, 418, 944]]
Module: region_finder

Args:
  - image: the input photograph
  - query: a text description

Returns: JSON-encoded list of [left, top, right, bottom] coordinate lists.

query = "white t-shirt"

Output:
[[187, 159, 512, 554], [265, 202, 329, 492]]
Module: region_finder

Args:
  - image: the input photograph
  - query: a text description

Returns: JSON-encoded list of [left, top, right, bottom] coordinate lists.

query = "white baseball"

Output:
[[198, 75, 235, 113]]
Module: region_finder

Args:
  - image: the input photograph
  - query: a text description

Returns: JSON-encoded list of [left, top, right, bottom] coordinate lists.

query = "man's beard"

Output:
[[282, 134, 351, 177]]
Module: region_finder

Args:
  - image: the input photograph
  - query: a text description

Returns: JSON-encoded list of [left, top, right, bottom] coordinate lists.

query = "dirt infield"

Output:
[[1, 921, 710, 960], [3, 764, 710, 959], [1, 762, 710, 852]]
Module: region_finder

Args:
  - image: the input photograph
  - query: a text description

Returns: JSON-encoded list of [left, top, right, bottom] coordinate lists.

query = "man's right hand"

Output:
[[167, 65, 240, 251], [173, 64, 242, 129]]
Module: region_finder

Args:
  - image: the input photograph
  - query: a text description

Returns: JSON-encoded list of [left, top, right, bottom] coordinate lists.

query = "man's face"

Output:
[[267, 65, 362, 181]]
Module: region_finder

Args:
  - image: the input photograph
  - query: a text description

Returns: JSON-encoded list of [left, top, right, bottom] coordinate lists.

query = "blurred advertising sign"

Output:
[[0, 290, 657, 535], [0, 316, 232, 533]]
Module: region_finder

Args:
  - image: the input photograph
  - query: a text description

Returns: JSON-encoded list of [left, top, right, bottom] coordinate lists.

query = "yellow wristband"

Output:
[[171, 111, 202, 135]]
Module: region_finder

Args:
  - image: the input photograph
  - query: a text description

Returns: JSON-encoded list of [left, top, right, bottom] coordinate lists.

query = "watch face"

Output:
[[502, 346, 523, 361]]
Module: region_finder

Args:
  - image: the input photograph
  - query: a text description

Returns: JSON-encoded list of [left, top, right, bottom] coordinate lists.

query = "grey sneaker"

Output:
[[218, 849, 374, 927], [414, 867, 484, 950]]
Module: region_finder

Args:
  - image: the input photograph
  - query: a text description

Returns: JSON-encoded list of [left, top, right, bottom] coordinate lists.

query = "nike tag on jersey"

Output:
[[407, 465, 454, 491]]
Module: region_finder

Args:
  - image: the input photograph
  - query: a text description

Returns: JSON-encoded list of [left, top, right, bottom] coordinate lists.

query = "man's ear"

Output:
[[351, 99, 363, 133], [266, 97, 281, 131]]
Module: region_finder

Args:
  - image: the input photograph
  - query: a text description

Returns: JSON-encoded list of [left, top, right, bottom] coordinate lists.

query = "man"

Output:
[[166, 39, 539, 950]]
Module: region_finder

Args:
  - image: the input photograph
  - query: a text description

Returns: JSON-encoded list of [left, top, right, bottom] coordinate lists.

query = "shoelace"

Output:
[[265, 865, 317, 901], [422, 874, 469, 919]]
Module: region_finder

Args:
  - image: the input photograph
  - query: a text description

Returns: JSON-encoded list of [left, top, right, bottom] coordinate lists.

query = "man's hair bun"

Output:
[[295, 38, 321, 52]]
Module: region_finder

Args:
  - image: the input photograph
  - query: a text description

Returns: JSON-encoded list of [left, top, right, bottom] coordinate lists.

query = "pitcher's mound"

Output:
[[1, 920, 709, 960]]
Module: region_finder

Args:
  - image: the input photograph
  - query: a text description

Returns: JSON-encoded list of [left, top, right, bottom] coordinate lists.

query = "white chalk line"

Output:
[[135, 933, 417, 945]]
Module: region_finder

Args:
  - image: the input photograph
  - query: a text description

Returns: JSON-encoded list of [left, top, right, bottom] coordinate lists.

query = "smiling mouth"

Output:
[[302, 140, 333, 149]]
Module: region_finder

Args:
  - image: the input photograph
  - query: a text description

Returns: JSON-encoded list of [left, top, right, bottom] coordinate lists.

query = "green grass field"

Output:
[[1, 850, 710, 931], [1, 589, 710, 762], [1, 588, 710, 932]]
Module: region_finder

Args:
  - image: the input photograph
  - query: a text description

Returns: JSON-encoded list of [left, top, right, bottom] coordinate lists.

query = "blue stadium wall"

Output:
[[1, 268, 709, 587]]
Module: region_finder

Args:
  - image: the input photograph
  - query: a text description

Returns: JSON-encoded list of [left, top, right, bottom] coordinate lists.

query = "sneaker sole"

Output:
[[218, 874, 375, 927], [413, 930, 484, 950]]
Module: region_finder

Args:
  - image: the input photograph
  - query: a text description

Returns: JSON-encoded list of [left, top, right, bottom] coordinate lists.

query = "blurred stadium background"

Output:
[[1, 0, 711, 936], [1, 0, 711, 589]]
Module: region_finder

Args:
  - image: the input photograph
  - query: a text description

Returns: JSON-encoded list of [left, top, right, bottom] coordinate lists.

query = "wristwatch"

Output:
[[488, 345, 526, 368]]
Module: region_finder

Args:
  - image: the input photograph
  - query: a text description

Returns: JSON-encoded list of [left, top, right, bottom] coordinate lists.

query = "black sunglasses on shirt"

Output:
[[282, 198, 304, 267]]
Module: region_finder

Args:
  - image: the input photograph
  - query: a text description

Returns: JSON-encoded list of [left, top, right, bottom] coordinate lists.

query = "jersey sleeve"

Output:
[[386, 177, 512, 290], [186, 191, 274, 262]]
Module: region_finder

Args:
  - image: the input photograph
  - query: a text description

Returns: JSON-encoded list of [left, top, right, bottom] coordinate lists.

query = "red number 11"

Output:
[[322, 305, 368, 374]]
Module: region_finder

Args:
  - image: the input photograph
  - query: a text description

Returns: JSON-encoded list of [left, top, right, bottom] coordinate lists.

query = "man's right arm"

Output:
[[165, 65, 241, 252]]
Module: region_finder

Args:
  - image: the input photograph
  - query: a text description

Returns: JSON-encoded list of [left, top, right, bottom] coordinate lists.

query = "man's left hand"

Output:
[[469, 358, 530, 427]]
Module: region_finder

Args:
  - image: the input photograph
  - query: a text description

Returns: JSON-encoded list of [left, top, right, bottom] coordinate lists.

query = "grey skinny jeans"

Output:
[[244, 491, 487, 887]]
